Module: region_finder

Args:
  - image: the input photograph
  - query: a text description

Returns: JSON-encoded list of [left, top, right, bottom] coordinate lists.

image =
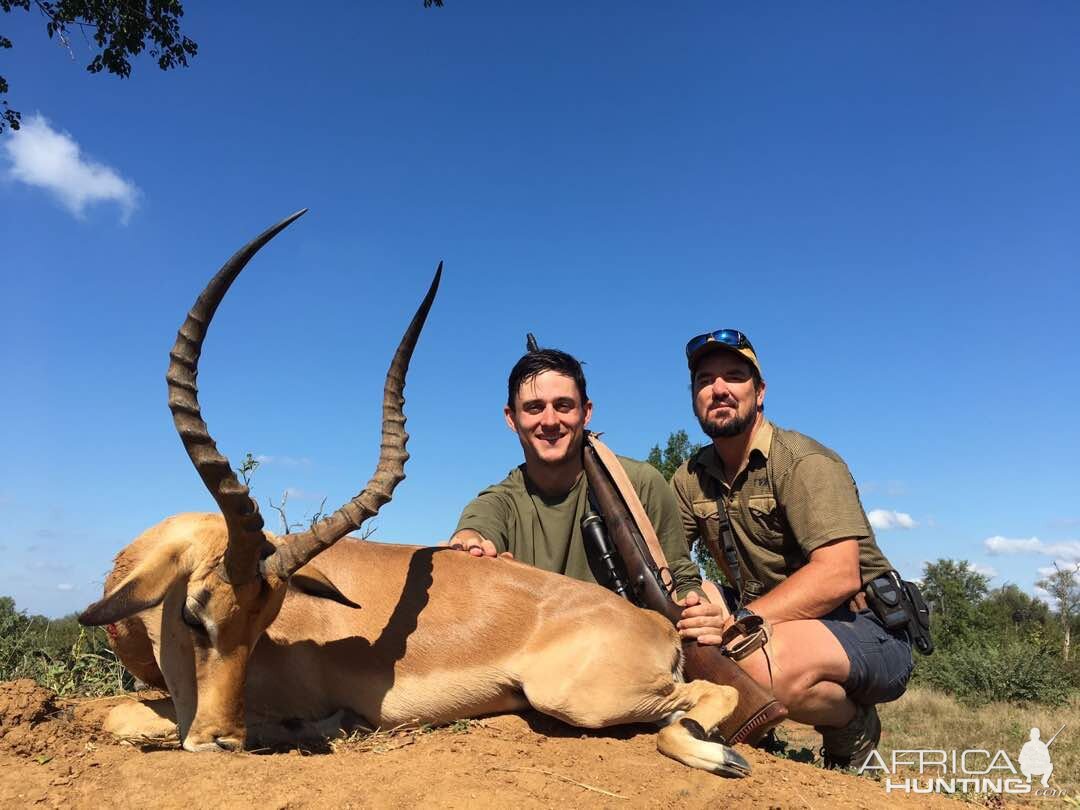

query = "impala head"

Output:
[[80, 211, 441, 751]]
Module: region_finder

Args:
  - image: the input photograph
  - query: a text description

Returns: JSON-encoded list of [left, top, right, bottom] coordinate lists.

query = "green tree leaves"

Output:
[[646, 429, 700, 483], [916, 559, 1080, 704], [921, 559, 990, 648], [1, 0, 197, 133], [646, 430, 724, 583]]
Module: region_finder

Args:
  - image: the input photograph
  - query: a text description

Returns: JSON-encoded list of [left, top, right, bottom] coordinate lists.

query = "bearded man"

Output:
[[670, 329, 914, 769], [447, 347, 703, 599]]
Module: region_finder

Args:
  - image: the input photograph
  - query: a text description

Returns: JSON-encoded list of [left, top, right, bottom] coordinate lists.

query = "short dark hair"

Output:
[[507, 349, 588, 410]]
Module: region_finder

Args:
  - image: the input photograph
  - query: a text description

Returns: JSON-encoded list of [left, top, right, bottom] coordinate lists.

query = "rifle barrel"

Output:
[[1046, 723, 1066, 748]]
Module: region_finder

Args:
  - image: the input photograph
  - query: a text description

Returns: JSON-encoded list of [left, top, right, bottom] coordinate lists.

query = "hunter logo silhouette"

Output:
[[1019, 724, 1064, 787]]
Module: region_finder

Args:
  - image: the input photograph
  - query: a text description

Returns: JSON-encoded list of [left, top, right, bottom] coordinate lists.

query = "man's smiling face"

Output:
[[505, 370, 592, 468]]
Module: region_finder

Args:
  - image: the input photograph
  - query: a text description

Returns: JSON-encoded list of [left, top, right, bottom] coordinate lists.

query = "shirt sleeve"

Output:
[[453, 489, 512, 554], [774, 453, 872, 555], [669, 463, 701, 548], [638, 464, 703, 599]]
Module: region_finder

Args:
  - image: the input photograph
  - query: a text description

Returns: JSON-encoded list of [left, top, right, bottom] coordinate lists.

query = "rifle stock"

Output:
[[582, 443, 787, 745]]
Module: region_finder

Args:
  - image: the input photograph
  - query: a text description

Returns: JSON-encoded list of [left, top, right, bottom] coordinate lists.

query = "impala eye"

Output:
[[182, 601, 208, 634]]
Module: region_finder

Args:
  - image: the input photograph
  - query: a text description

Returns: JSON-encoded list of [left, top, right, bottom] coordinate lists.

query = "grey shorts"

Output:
[[820, 606, 915, 705]]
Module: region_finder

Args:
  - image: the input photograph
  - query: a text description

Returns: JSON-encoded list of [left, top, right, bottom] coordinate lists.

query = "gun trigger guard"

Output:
[[658, 566, 676, 597]]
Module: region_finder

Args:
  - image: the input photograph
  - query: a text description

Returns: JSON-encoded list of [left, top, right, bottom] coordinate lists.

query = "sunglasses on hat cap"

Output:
[[684, 329, 761, 376]]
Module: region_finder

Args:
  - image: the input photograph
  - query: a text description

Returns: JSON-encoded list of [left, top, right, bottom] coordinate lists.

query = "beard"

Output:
[[697, 404, 756, 439]]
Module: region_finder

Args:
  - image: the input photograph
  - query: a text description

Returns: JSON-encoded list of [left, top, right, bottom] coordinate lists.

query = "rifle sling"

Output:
[[585, 433, 676, 594]]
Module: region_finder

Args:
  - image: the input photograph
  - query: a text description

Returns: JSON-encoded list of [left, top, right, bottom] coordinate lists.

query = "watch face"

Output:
[[735, 608, 756, 622]]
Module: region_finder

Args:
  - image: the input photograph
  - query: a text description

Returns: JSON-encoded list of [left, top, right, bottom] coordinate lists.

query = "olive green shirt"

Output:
[[456, 456, 702, 598], [670, 419, 893, 597]]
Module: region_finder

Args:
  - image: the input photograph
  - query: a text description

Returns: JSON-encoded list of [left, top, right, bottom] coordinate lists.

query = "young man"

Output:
[[448, 348, 702, 599], [671, 329, 913, 769]]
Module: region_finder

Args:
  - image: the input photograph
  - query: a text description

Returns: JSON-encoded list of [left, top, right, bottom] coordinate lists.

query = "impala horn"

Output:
[[260, 261, 443, 580], [167, 210, 308, 584]]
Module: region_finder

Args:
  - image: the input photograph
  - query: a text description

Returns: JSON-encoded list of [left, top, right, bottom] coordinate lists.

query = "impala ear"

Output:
[[80, 542, 191, 626], [289, 563, 361, 610]]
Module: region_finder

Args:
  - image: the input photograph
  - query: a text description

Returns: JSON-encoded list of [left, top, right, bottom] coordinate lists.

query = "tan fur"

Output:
[[100, 513, 748, 773], [85, 218, 747, 774]]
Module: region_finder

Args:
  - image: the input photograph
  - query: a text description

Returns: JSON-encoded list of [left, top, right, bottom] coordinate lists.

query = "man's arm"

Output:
[[445, 528, 505, 558], [678, 539, 860, 643], [678, 453, 869, 644], [746, 453, 872, 624], [743, 538, 861, 624], [669, 464, 702, 553], [447, 489, 513, 558]]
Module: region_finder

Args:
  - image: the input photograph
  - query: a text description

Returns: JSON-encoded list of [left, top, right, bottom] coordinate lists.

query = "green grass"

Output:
[[1, 596, 132, 697]]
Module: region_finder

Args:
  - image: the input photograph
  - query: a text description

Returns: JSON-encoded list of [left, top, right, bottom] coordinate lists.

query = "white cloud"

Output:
[[868, 509, 917, 530], [1037, 561, 1080, 576], [1044, 541, 1080, 560], [970, 562, 998, 579], [985, 536, 1043, 555], [56, 583, 74, 591], [984, 536, 1080, 561], [3, 114, 140, 222]]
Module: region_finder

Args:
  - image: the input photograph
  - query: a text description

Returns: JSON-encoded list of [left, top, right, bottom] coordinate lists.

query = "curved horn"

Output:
[[166, 209, 308, 584], [261, 262, 442, 580]]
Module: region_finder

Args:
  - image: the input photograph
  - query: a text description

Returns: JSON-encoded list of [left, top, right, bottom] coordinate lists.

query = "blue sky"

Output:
[[2, 1, 1078, 617]]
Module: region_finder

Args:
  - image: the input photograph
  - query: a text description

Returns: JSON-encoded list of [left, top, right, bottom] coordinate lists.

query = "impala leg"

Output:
[[517, 622, 687, 729], [657, 680, 750, 777], [103, 697, 178, 741]]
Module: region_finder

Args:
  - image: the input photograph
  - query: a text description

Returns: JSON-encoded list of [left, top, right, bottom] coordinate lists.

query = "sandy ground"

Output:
[[0, 679, 985, 809]]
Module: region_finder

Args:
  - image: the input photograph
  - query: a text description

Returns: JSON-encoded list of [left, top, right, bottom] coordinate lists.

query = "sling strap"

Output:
[[586, 433, 676, 595], [715, 501, 746, 604], [586, 432, 734, 616]]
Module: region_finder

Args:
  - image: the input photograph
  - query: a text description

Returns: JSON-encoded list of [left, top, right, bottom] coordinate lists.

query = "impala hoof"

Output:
[[182, 735, 243, 753], [713, 746, 751, 778]]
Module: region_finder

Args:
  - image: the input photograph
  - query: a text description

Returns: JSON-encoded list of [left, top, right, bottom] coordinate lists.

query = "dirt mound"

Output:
[[0, 683, 966, 809], [0, 679, 62, 755], [0, 679, 56, 731]]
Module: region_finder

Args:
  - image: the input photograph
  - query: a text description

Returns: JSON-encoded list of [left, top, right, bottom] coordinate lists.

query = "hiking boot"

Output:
[[817, 703, 881, 771]]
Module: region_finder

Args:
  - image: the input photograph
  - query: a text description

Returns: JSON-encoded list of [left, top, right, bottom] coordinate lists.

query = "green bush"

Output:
[[0, 595, 132, 697], [916, 639, 1077, 706]]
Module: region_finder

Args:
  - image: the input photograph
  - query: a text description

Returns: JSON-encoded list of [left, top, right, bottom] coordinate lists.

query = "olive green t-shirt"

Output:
[[670, 419, 893, 597], [455, 456, 702, 598]]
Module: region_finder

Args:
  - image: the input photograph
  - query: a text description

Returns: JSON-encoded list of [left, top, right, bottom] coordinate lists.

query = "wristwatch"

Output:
[[733, 607, 756, 623]]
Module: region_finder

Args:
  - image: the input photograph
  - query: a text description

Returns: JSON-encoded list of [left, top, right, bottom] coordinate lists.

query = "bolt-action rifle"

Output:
[[581, 439, 787, 745]]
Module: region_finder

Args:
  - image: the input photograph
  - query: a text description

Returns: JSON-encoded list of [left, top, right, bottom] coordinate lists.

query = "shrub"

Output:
[[0, 596, 132, 697], [916, 639, 1077, 706]]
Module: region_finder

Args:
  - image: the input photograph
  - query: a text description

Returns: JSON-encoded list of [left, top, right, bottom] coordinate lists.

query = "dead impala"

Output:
[[79, 211, 751, 777]]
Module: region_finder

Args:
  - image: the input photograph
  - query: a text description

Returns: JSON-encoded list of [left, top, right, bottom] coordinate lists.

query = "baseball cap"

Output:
[[685, 329, 762, 378]]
